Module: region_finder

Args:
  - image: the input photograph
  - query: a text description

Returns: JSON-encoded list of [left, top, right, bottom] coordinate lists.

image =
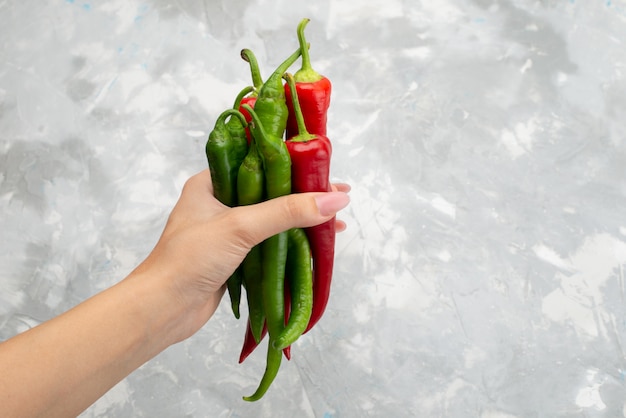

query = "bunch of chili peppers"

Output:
[[204, 18, 334, 401]]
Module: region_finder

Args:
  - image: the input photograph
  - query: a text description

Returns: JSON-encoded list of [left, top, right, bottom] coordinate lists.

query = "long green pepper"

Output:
[[241, 104, 291, 337], [273, 227, 313, 351], [205, 100, 251, 319], [241, 228, 311, 401], [237, 136, 266, 343], [223, 86, 255, 318], [241, 104, 291, 402]]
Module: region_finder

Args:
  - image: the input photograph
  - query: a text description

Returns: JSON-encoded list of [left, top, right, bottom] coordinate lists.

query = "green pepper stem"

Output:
[[240, 49, 264, 93], [241, 104, 266, 137], [283, 72, 316, 142], [216, 108, 248, 128], [233, 85, 255, 109], [264, 45, 302, 88], [294, 18, 322, 83], [241, 103, 272, 156]]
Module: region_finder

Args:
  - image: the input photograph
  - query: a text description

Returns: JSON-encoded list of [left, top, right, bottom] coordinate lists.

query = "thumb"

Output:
[[230, 191, 350, 248]]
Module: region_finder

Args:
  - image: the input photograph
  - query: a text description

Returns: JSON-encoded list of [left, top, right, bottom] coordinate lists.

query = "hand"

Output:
[[132, 169, 350, 344]]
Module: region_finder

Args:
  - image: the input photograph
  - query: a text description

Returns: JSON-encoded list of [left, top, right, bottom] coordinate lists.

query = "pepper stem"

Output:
[[265, 45, 302, 88], [283, 73, 316, 142], [240, 49, 264, 93], [241, 104, 265, 137], [233, 85, 255, 109], [294, 18, 322, 83], [241, 104, 271, 155], [216, 108, 248, 128]]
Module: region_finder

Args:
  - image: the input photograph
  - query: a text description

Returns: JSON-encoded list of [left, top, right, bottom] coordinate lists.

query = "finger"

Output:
[[331, 183, 351, 193], [183, 169, 214, 196], [229, 191, 350, 248], [173, 169, 225, 217]]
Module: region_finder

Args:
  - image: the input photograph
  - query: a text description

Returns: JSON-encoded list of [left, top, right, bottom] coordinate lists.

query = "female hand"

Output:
[[132, 169, 350, 344]]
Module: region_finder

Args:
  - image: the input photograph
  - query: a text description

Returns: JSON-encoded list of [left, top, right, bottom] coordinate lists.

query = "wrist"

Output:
[[121, 266, 190, 350]]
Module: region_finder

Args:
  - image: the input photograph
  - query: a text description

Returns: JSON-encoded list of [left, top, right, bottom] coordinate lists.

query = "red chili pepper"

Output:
[[238, 274, 293, 364], [239, 48, 264, 144], [239, 320, 266, 364], [239, 320, 291, 364], [283, 72, 334, 333], [285, 18, 332, 139]]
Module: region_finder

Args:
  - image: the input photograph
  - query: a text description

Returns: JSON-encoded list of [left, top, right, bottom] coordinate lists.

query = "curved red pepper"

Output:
[[285, 18, 331, 139], [239, 320, 265, 364], [239, 96, 256, 145], [283, 73, 334, 333], [239, 320, 291, 364], [239, 275, 293, 363]]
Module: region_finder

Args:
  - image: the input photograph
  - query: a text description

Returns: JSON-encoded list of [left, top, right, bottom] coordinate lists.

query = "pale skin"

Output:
[[0, 169, 350, 418]]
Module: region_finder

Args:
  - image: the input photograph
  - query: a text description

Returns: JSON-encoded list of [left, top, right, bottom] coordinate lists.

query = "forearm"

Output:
[[0, 269, 184, 418]]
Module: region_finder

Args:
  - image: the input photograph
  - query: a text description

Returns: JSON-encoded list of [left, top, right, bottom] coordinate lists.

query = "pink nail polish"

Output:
[[315, 192, 350, 216]]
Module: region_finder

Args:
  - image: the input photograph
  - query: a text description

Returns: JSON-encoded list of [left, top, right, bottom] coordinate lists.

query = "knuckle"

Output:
[[182, 170, 211, 194], [181, 176, 199, 194], [224, 207, 258, 248], [283, 194, 306, 222]]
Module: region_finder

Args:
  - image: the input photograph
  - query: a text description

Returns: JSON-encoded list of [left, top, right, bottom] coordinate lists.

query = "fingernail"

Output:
[[315, 192, 350, 216]]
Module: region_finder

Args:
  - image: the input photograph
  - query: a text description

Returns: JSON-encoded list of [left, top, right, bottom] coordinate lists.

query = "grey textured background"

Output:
[[2, 0, 626, 417]]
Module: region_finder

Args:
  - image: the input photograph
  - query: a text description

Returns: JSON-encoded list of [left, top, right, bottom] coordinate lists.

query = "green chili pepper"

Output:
[[242, 345, 282, 402], [251, 46, 302, 139], [241, 246, 264, 342], [205, 107, 248, 319], [242, 104, 291, 339], [225, 270, 243, 319], [237, 136, 265, 342], [227, 85, 255, 154], [240, 104, 291, 200], [261, 232, 287, 337], [273, 228, 313, 350], [212, 86, 254, 320], [236, 135, 265, 206], [238, 103, 291, 402], [205, 108, 248, 207]]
